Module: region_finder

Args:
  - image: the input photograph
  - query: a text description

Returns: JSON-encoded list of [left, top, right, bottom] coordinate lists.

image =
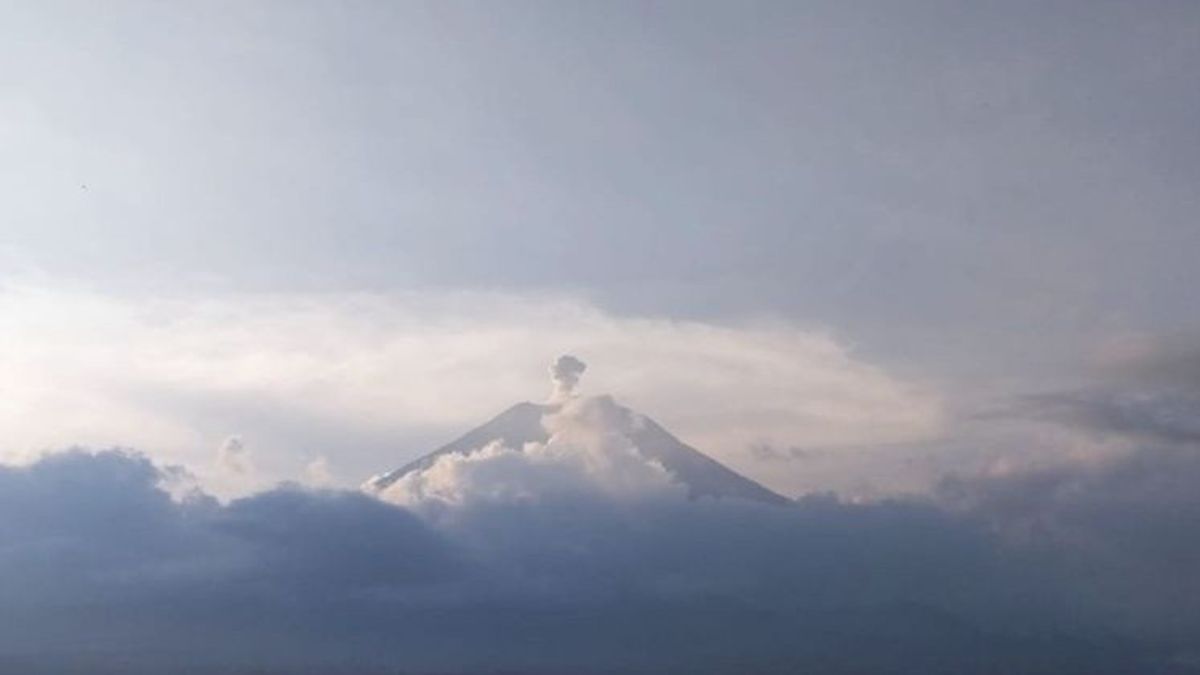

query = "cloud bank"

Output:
[[4, 287, 1198, 673], [0, 285, 943, 497], [3, 423, 1198, 673]]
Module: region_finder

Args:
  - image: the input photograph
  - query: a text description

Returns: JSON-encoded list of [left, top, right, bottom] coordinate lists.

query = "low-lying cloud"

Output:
[[4, 286, 1198, 672], [2, 437, 1198, 674], [378, 396, 684, 512]]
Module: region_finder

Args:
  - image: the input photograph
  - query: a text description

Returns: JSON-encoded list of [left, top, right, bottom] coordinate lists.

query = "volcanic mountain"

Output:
[[364, 356, 788, 505]]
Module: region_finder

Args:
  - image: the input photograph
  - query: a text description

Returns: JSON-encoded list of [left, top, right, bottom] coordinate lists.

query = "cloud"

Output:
[[304, 455, 334, 486], [1090, 334, 1200, 390], [0, 449, 462, 674], [1, 442, 1198, 674], [925, 347, 1200, 646], [939, 441, 1200, 644], [378, 396, 684, 513], [955, 341, 1200, 485], [0, 285, 944, 497], [215, 435, 252, 474], [1020, 389, 1200, 446]]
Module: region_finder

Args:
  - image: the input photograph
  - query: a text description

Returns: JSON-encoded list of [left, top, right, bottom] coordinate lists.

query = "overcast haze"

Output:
[[6, 3, 1199, 354], [2, 2, 1199, 673]]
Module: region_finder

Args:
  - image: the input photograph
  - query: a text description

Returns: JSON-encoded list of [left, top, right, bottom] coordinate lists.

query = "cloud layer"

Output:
[[0, 285, 943, 497], [3, 287, 1197, 673], [2, 428, 1198, 673]]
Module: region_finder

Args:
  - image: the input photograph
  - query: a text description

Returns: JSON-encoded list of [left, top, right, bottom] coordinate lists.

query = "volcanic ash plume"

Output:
[[548, 354, 587, 403]]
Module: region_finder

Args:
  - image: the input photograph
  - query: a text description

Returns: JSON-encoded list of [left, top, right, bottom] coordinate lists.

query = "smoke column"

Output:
[[548, 354, 587, 403]]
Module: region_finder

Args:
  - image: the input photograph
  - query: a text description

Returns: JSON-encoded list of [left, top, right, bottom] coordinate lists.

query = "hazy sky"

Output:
[[3, 3, 1200, 673], [2, 1, 1199, 492]]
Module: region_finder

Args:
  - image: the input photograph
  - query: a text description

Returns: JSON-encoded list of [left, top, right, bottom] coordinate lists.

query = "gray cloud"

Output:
[[2, 1, 1197, 670], [548, 354, 587, 402], [3, 2, 1199, 381], [1020, 389, 1200, 446], [0, 449, 1196, 674], [939, 442, 1200, 645]]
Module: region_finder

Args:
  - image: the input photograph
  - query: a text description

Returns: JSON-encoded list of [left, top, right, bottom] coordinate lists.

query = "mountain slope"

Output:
[[365, 397, 788, 505]]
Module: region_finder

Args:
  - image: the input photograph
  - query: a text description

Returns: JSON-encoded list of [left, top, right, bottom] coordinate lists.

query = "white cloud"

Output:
[[379, 396, 684, 513], [304, 456, 335, 487], [215, 435, 251, 475], [0, 284, 945, 496]]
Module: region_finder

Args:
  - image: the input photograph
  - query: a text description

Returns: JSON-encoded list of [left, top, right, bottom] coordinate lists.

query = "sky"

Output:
[[3, 0, 1198, 496], [1, 2, 1199, 672]]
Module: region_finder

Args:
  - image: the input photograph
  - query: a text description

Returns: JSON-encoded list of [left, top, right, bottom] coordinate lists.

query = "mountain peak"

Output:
[[365, 390, 787, 505]]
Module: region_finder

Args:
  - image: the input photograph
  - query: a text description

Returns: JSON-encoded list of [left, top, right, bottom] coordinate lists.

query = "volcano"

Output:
[[364, 356, 788, 505]]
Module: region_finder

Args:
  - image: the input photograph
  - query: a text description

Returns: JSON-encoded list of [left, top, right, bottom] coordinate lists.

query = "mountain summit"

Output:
[[365, 356, 788, 505]]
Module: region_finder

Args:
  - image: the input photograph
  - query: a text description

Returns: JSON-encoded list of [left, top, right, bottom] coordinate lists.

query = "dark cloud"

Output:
[[1019, 337, 1200, 446], [1018, 389, 1200, 445], [0, 451, 462, 673], [1, 449, 1197, 673], [1101, 340, 1200, 391], [940, 442, 1200, 645], [943, 371, 1200, 650], [748, 442, 814, 462]]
